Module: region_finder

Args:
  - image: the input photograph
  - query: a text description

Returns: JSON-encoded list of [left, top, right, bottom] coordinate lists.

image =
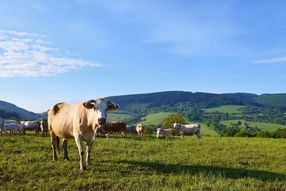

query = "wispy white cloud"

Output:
[[253, 56, 286, 64], [0, 29, 102, 77]]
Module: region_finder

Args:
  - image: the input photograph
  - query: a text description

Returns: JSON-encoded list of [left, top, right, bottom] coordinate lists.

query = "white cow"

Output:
[[48, 98, 118, 170], [3, 120, 24, 135], [136, 124, 144, 136], [173, 122, 201, 139], [156, 127, 173, 139], [20, 120, 40, 135]]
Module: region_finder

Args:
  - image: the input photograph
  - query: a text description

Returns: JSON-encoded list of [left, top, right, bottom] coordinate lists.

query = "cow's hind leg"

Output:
[[50, 131, 58, 160], [56, 136, 60, 150], [75, 135, 86, 170], [62, 139, 69, 160]]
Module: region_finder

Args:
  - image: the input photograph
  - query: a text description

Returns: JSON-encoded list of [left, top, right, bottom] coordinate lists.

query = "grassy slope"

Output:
[[204, 105, 245, 114], [139, 112, 175, 126], [107, 112, 132, 122], [221, 120, 286, 131], [0, 135, 286, 190]]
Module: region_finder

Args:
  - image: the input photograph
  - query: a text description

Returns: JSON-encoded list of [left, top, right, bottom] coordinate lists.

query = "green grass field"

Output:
[[139, 112, 176, 126], [204, 105, 245, 114], [222, 120, 286, 132], [1, 134, 286, 190], [107, 112, 132, 122]]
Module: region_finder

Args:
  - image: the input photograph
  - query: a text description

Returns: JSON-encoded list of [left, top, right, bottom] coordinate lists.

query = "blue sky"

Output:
[[0, 0, 286, 112]]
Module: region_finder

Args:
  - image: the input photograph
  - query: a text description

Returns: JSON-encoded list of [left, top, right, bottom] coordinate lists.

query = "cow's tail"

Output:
[[48, 109, 53, 132]]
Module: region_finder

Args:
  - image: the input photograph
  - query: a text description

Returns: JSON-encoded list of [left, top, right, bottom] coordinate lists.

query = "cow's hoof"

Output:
[[64, 158, 70, 161], [80, 165, 87, 170]]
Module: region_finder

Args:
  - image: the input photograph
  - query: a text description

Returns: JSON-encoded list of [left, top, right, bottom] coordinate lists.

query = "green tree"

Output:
[[161, 113, 186, 129]]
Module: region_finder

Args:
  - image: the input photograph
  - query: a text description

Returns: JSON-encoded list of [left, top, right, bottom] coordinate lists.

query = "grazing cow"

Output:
[[40, 118, 49, 136], [101, 121, 127, 137], [20, 120, 40, 135], [3, 120, 24, 135], [173, 122, 201, 139], [156, 127, 173, 139], [48, 98, 118, 170], [136, 124, 144, 136]]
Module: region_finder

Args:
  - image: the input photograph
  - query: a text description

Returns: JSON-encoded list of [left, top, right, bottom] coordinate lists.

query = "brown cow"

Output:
[[48, 98, 118, 170], [101, 121, 127, 137]]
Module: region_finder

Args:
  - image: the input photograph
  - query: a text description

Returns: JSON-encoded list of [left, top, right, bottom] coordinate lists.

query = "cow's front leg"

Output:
[[74, 135, 86, 170], [86, 142, 93, 166], [180, 132, 184, 140]]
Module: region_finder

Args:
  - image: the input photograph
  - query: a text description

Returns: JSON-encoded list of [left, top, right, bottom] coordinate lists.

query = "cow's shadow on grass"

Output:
[[112, 160, 286, 182]]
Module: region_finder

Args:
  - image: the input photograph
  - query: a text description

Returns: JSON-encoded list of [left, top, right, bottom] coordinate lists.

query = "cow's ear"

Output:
[[83, 100, 96, 109], [107, 100, 119, 111]]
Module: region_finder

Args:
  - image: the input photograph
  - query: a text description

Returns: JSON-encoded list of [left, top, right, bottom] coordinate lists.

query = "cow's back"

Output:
[[112, 121, 126, 132], [48, 103, 76, 139], [181, 124, 200, 135]]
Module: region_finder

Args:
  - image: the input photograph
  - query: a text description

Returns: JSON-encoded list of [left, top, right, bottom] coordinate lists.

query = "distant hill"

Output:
[[0, 100, 39, 120], [256, 93, 286, 108], [107, 91, 258, 113], [1, 91, 285, 120]]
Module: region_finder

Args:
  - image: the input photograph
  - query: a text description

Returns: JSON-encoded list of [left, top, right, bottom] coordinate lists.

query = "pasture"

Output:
[[222, 120, 286, 132], [107, 112, 132, 122], [1, 134, 286, 190], [204, 105, 245, 115], [139, 112, 176, 126]]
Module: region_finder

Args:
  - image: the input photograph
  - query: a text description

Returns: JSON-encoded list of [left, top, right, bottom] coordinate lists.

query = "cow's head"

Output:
[[173, 123, 180, 129], [194, 124, 202, 139], [83, 98, 119, 125]]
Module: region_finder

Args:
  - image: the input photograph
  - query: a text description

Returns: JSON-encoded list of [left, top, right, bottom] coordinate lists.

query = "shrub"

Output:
[[256, 130, 272, 138], [143, 126, 156, 135], [234, 129, 256, 137], [161, 113, 186, 129], [272, 128, 286, 138], [225, 126, 239, 137]]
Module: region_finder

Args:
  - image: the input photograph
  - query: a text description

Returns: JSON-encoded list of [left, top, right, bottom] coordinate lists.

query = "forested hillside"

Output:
[[1, 91, 286, 121], [107, 91, 258, 113], [0, 101, 39, 119], [256, 94, 286, 108]]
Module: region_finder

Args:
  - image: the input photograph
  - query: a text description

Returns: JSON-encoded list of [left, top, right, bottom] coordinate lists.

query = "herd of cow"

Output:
[[0, 116, 201, 140], [0, 98, 201, 170], [0, 117, 48, 136]]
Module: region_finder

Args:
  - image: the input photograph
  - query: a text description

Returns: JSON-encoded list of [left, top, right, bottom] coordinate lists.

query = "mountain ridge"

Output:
[[0, 100, 39, 119], [1, 91, 286, 119]]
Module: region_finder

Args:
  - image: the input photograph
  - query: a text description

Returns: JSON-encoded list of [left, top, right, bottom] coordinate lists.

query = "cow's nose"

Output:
[[98, 118, 106, 125]]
